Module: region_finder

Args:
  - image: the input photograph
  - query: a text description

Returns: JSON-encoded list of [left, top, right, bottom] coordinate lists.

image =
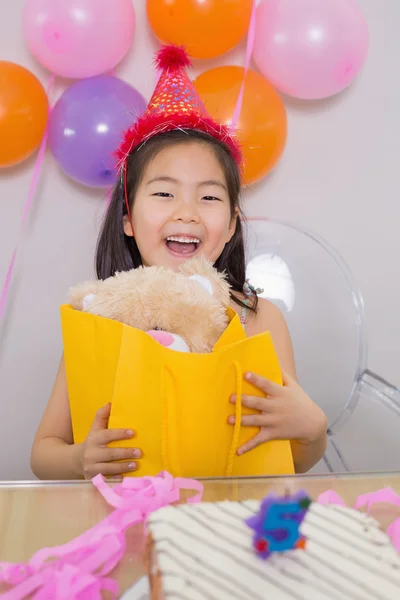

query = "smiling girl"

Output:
[[31, 46, 327, 480]]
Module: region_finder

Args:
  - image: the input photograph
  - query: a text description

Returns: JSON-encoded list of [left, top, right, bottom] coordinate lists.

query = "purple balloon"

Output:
[[48, 76, 147, 187]]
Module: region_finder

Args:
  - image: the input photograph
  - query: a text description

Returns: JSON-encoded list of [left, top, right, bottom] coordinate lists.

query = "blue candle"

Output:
[[246, 490, 311, 559]]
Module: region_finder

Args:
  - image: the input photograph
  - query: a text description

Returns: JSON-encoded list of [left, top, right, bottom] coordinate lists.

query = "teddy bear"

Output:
[[68, 258, 231, 353]]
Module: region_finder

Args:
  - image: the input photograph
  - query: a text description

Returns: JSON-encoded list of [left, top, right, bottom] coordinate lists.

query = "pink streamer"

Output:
[[354, 486, 400, 511], [317, 489, 346, 507], [0, 472, 203, 599], [0, 76, 55, 322], [172, 476, 204, 504], [231, 0, 257, 130], [317, 486, 400, 552], [387, 518, 400, 553], [104, 66, 116, 211], [0, 252, 17, 322]]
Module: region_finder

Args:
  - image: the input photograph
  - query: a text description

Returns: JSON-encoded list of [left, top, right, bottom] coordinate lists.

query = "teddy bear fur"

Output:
[[68, 258, 231, 353]]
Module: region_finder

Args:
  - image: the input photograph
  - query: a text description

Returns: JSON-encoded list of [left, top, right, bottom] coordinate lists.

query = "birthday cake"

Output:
[[147, 498, 400, 599]]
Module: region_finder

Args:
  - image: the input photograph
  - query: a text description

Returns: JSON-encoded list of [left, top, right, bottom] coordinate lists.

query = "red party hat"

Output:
[[116, 45, 242, 168]]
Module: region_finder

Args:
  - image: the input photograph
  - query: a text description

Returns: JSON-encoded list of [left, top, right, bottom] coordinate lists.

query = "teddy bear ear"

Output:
[[82, 294, 96, 311], [188, 275, 214, 296]]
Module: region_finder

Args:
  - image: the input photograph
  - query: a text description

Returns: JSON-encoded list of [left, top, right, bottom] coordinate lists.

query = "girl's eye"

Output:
[[203, 196, 220, 201], [153, 192, 173, 198]]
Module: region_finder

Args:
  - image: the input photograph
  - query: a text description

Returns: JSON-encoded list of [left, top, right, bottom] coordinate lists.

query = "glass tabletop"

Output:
[[0, 472, 399, 506], [0, 472, 399, 597], [0, 470, 399, 489]]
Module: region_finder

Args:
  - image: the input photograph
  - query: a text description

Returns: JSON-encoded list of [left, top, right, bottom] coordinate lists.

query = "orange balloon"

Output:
[[146, 0, 253, 59], [194, 66, 287, 184], [0, 62, 48, 168]]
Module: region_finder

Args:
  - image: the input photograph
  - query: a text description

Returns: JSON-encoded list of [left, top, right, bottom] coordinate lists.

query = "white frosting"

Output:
[[147, 500, 400, 600]]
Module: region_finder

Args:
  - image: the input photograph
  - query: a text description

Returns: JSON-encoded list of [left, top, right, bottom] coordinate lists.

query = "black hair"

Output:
[[95, 129, 257, 313]]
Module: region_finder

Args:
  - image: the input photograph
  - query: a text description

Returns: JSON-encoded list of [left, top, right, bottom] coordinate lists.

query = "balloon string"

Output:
[[231, 0, 257, 129], [0, 75, 55, 322], [105, 66, 116, 209]]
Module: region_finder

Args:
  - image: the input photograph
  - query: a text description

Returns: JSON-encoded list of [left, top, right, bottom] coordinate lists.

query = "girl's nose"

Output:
[[172, 198, 200, 223], [177, 214, 200, 223]]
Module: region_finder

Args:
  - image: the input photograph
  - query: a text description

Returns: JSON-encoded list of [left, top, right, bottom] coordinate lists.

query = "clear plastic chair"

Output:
[[245, 218, 400, 472]]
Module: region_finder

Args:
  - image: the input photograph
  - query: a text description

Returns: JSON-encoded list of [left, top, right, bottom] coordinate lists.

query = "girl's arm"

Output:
[[255, 300, 327, 473], [31, 357, 141, 480], [30, 357, 84, 479], [290, 432, 328, 473]]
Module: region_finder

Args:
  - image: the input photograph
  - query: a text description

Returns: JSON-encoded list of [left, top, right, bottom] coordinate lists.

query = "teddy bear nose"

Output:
[[147, 330, 175, 347]]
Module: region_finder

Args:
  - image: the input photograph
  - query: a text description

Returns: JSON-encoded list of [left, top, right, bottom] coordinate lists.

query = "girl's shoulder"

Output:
[[230, 293, 285, 334], [243, 297, 287, 337]]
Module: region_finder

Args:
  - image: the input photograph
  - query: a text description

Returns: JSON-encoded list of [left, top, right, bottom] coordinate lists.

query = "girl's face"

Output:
[[124, 141, 237, 269]]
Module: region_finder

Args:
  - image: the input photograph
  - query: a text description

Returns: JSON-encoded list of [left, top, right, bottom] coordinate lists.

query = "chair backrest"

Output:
[[325, 369, 400, 472], [357, 369, 400, 420], [245, 218, 368, 433]]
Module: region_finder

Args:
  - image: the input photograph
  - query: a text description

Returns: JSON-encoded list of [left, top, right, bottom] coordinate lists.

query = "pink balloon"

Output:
[[22, 0, 135, 79], [253, 0, 369, 100]]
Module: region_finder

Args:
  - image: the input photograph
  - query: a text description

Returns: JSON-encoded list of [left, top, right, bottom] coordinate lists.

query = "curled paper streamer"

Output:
[[317, 486, 400, 552], [317, 490, 346, 507], [0, 471, 203, 599], [0, 76, 54, 323], [387, 519, 400, 553], [354, 487, 400, 511]]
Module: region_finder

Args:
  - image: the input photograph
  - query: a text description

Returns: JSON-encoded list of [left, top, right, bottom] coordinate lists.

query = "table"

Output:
[[0, 472, 399, 597]]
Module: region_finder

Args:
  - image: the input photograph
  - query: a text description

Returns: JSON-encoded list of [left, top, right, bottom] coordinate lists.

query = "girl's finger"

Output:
[[97, 428, 135, 445], [237, 431, 269, 455], [100, 446, 142, 462], [228, 413, 273, 427], [97, 461, 138, 476], [244, 372, 284, 397], [230, 394, 273, 412]]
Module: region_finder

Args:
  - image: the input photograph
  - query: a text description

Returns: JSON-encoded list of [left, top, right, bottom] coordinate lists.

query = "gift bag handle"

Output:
[[225, 361, 243, 477]]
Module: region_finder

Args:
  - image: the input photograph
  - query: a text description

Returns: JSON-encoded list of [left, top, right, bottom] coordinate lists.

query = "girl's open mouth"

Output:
[[164, 236, 201, 256]]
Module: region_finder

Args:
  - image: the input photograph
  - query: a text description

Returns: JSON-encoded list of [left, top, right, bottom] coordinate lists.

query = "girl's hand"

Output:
[[78, 403, 142, 480], [228, 371, 327, 456]]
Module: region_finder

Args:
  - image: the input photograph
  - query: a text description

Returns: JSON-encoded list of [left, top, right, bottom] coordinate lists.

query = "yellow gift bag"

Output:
[[61, 305, 294, 477]]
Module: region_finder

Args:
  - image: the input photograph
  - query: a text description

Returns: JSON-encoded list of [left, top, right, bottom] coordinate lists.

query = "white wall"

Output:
[[0, 1, 399, 479]]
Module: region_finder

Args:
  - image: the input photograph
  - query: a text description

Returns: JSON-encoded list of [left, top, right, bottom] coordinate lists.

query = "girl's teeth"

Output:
[[166, 237, 200, 243]]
